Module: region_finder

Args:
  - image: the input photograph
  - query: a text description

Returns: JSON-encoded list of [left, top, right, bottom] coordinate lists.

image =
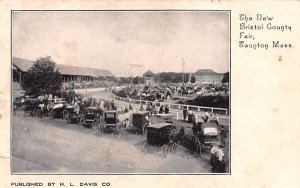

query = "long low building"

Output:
[[193, 69, 224, 84], [12, 57, 114, 83]]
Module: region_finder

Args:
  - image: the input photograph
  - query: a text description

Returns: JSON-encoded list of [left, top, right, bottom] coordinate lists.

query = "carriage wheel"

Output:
[[161, 145, 169, 158], [120, 126, 129, 137], [65, 113, 69, 121], [143, 142, 148, 154], [35, 109, 42, 118], [96, 123, 103, 135], [92, 119, 97, 127], [171, 143, 177, 154], [49, 110, 54, 119], [79, 118, 84, 125], [196, 139, 202, 157], [62, 111, 66, 120], [114, 125, 120, 135], [142, 124, 148, 136]]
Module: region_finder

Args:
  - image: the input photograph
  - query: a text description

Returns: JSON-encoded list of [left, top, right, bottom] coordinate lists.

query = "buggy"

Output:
[[23, 98, 43, 117], [68, 104, 85, 124], [49, 101, 67, 119], [83, 106, 103, 128], [146, 123, 173, 145], [143, 123, 173, 155], [193, 122, 219, 155], [128, 111, 150, 134], [99, 110, 119, 133], [63, 105, 75, 120]]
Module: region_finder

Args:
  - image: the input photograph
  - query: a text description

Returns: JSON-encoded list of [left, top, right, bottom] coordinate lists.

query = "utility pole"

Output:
[[182, 58, 186, 84]]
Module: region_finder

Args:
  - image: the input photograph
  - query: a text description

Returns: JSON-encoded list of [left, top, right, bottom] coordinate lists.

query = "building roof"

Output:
[[12, 57, 35, 72], [57, 64, 114, 77], [143, 70, 155, 77], [194, 69, 223, 76], [12, 56, 114, 77]]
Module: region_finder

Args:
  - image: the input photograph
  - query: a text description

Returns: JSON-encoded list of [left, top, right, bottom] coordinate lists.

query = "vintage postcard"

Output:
[[0, 0, 299, 187]]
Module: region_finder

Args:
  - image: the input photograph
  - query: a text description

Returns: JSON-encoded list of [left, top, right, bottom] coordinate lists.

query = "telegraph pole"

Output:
[[182, 58, 186, 84]]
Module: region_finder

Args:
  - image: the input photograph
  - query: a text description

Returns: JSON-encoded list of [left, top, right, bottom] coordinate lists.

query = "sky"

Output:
[[12, 11, 229, 77]]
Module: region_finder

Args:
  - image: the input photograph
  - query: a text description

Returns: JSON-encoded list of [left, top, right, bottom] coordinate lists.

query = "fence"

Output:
[[112, 94, 229, 115]]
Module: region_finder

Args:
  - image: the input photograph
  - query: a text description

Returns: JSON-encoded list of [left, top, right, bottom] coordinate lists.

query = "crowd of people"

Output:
[[62, 81, 116, 90], [114, 83, 229, 103]]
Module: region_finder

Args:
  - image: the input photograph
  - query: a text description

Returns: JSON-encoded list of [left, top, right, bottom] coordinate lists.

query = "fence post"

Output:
[[178, 105, 181, 110], [211, 108, 214, 113], [176, 112, 179, 120], [198, 107, 200, 111]]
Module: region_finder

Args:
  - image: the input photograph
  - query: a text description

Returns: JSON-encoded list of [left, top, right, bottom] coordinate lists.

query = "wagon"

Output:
[[146, 123, 173, 145], [49, 101, 67, 119], [23, 98, 42, 116], [99, 110, 119, 133], [143, 123, 173, 155], [129, 111, 150, 134], [69, 111, 85, 124], [196, 122, 219, 154], [83, 106, 103, 128], [63, 105, 75, 120]]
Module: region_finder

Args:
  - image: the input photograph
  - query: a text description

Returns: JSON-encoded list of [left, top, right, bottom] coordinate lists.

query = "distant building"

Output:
[[143, 70, 155, 85], [12, 57, 114, 83], [194, 69, 224, 84]]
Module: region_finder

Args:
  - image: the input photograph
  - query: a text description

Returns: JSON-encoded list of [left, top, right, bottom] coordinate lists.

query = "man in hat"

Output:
[[210, 141, 226, 172], [202, 110, 209, 123]]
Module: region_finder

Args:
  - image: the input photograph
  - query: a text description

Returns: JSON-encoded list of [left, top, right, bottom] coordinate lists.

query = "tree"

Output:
[[21, 56, 62, 97], [222, 72, 229, 83]]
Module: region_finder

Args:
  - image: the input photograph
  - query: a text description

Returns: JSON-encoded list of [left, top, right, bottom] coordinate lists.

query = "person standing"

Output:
[[202, 110, 209, 123], [140, 104, 144, 111], [165, 105, 169, 114], [111, 100, 115, 110], [159, 105, 164, 114], [183, 106, 188, 121], [210, 142, 226, 172], [150, 105, 155, 116]]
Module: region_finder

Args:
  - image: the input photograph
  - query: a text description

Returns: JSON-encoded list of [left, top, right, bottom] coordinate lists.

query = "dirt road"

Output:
[[12, 112, 211, 173]]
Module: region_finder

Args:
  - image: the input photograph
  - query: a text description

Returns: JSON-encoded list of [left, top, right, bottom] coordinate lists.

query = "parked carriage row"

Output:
[[15, 97, 224, 160]]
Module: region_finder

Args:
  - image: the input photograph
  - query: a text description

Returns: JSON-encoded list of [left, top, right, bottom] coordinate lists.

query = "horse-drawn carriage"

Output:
[[98, 110, 119, 133], [23, 98, 45, 117], [143, 123, 173, 157], [128, 111, 149, 134], [83, 106, 103, 128], [49, 100, 67, 119], [183, 122, 219, 156]]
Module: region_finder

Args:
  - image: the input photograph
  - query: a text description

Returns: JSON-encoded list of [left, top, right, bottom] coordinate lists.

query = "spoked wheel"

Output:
[[119, 127, 129, 137], [161, 145, 169, 158], [143, 142, 149, 154], [113, 123, 120, 135], [92, 119, 98, 127], [171, 143, 177, 154], [34, 109, 42, 118], [79, 117, 84, 125], [97, 125, 103, 135], [196, 139, 202, 158], [49, 110, 54, 119], [64, 113, 70, 121]]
